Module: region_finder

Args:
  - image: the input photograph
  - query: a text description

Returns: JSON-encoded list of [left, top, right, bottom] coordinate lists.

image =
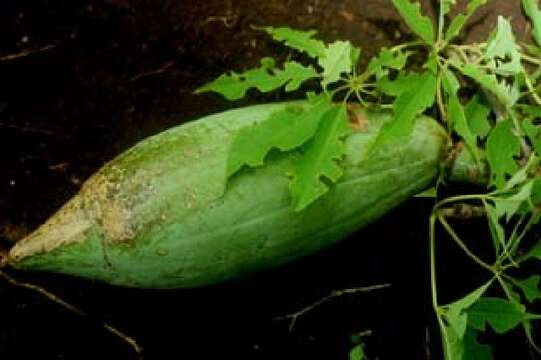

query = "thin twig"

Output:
[[274, 283, 391, 332], [0, 270, 143, 359], [438, 203, 486, 220], [0, 43, 58, 62]]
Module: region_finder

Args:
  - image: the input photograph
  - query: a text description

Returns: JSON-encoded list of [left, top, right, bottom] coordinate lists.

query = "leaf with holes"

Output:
[[196, 58, 318, 100], [319, 41, 358, 88]]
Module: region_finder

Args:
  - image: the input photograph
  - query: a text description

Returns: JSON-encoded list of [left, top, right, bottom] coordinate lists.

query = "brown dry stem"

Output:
[[0, 43, 58, 62], [274, 283, 391, 332], [0, 270, 143, 359]]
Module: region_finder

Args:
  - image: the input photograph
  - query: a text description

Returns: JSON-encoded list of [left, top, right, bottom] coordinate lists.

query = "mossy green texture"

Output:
[[9, 102, 449, 288]]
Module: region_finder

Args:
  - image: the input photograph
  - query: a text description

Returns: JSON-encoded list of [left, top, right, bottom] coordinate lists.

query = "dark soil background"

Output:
[[0, 0, 538, 359]]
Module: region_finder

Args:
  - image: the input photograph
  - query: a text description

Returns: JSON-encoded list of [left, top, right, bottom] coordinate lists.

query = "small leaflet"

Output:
[[226, 96, 333, 177], [290, 105, 351, 211], [514, 275, 541, 303], [445, 0, 488, 42], [366, 47, 411, 80], [391, 0, 434, 44], [319, 41, 357, 88], [486, 119, 521, 188], [523, 0, 541, 47], [195, 58, 318, 100], [259, 26, 327, 59], [464, 94, 491, 140], [376, 69, 437, 145], [442, 68, 481, 162], [467, 297, 529, 334]]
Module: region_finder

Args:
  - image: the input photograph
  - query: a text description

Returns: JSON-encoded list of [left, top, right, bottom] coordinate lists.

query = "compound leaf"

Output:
[[290, 105, 351, 211]]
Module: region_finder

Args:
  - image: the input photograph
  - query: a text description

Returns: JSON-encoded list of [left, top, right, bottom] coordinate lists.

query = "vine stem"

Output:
[[437, 213, 494, 272], [274, 284, 391, 332]]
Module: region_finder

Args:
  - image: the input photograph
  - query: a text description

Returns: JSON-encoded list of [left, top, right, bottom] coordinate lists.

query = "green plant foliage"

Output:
[[445, 0, 489, 42], [259, 26, 327, 58], [195, 58, 318, 100], [391, 0, 434, 44], [522, 0, 541, 47], [226, 97, 332, 176], [196, 0, 541, 355], [289, 105, 351, 211]]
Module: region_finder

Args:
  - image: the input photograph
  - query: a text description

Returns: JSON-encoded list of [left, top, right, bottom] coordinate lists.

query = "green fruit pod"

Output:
[[7, 102, 449, 288]]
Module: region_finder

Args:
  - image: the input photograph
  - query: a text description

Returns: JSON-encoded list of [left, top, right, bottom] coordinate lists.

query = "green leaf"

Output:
[[514, 275, 541, 303], [523, 118, 541, 154], [468, 297, 528, 334], [464, 94, 491, 140], [376, 72, 421, 97], [445, 0, 488, 42], [377, 70, 437, 144], [463, 328, 494, 360], [196, 58, 318, 100], [319, 41, 357, 87], [523, 0, 541, 46], [349, 344, 366, 360], [486, 119, 521, 188], [367, 47, 411, 79], [391, 0, 435, 44], [259, 26, 327, 58], [524, 243, 541, 261], [290, 105, 351, 211], [440, 281, 493, 360], [484, 17, 523, 76], [485, 202, 505, 254], [226, 97, 333, 176], [493, 181, 534, 221], [441, 0, 456, 15], [442, 69, 480, 161], [451, 61, 519, 107]]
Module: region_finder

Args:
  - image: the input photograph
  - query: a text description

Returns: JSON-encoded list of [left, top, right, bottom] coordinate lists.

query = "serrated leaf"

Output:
[[260, 26, 327, 58], [290, 105, 351, 211], [463, 328, 493, 360], [443, 69, 481, 161], [367, 48, 411, 79], [523, 0, 541, 47], [465, 94, 491, 140], [227, 97, 333, 176], [468, 297, 528, 334], [391, 0, 435, 44], [445, 0, 488, 42], [196, 58, 318, 100], [451, 61, 519, 108], [486, 119, 521, 188], [376, 70, 437, 144], [514, 275, 541, 303], [319, 41, 357, 87], [484, 16, 523, 76]]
